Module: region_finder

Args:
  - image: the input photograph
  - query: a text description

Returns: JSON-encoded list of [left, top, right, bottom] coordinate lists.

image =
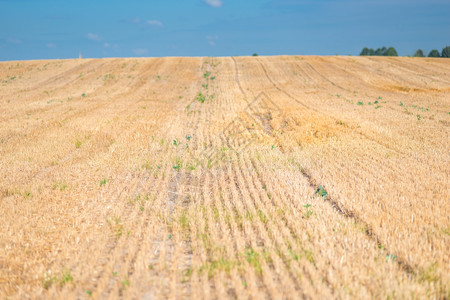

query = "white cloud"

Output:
[[133, 48, 148, 56], [122, 17, 141, 24], [147, 20, 163, 27], [205, 0, 222, 7], [46, 43, 56, 48], [206, 35, 219, 46], [104, 43, 110, 48], [7, 37, 22, 44], [86, 33, 101, 41], [130, 17, 141, 24]]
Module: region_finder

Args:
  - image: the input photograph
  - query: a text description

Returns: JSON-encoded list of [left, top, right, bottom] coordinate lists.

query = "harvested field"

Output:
[[0, 56, 449, 299]]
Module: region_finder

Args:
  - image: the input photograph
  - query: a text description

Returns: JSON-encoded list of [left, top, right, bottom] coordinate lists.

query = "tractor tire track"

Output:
[[252, 57, 418, 280]]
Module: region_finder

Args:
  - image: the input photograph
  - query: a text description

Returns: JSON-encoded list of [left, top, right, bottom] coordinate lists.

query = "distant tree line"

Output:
[[360, 45, 449, 58], [360, 46, 398, 56], [413, 46, 450, 58]]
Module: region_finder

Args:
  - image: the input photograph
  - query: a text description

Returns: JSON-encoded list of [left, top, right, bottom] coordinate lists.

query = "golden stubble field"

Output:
[[0, 56, 449, 299]]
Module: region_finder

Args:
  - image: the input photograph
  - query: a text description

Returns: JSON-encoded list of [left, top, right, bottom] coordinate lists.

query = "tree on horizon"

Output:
[[360, 46, 397, 56], [441, 46, 450, 58], [413, 49, 425, 57], [428, 49, 440, 57], [385, 47, 398, 56]]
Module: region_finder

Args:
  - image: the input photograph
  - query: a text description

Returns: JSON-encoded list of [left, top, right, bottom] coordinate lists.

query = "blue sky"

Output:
[[1, 0, 449, 60]]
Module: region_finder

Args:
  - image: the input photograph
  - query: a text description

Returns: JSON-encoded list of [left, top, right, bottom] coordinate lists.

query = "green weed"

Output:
[[196, 92, 206, 103], [182, 268, 194, 282], [289, 249, 299, 261], [316, 185, 328, 198], [142, 161, 151, 170], [304, 204, 313, 218], [442, 227, 450, 236], [42, 268, 73, 289], [60, 269, 73, 286], [199, 257, 236, 279], [245, 248, 262, 275], [107, 216, 123, 238], [173, 157, 183, 170], [303, 250, 315, 266], [42, 273, 56, 289], [179, 210, 189, 230], [103, 74, 115, 82], [420, 262, 440, 283], [122, 276, 130, 287], [385, 254, 397, 261], [53, 182, 67, 191], [257, 210, 268, 224]]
